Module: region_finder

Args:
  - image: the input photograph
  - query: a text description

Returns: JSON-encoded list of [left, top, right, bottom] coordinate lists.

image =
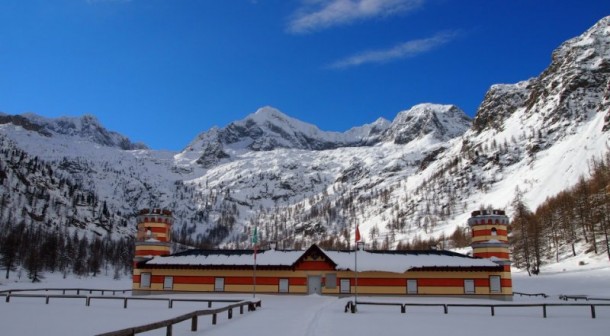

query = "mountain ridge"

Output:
[[0, 16, 609, 267]]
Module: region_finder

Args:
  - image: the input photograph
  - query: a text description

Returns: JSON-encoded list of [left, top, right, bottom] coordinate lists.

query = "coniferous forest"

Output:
[[509, 152, 610, 275], [0, 140, 609, 281]]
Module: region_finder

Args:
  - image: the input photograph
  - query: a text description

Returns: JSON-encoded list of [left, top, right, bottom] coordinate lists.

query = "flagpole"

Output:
[[253, 253, 257, 298], [354, 240, 358, 313], [353, 223, 361, 313], [252, 227, 258, 298]]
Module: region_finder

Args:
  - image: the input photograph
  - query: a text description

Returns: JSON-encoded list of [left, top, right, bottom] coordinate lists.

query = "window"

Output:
[[490, 276, 501, 294], [407, 279, 418, 294], [340, 279, 351, 294], [279, 279, 289, 293], [464, 279, 475, 294], [325, 273, 337, 289], [163, 276, 173, 290], [140, 272, 151, 288], [491, 227, 497, 236], [214, 278, 225, 292]]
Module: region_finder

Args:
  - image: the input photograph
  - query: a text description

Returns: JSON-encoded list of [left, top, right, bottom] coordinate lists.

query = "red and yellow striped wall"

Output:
[[133, 258, 512, 299]]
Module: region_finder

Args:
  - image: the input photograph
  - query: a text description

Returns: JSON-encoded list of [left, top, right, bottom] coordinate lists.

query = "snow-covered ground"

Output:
[[1, 258, 609, 336]]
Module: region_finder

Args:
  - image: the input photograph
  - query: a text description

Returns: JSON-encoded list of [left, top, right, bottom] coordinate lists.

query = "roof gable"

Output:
[[293, 244, 337, 270]]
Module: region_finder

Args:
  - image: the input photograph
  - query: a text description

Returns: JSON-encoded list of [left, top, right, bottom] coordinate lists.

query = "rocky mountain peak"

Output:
[[383, 103, 471, 144], [472, 15, 610, 137], [3, 113, 147, 150]]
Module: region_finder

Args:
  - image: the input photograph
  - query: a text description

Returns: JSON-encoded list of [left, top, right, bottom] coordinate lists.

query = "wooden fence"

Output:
[[345, 300, 610, 319], [1, 290, 251, 309], [95, 300, 262, 336], [0, 287, 262, 335], [0, 288, 131, 296]]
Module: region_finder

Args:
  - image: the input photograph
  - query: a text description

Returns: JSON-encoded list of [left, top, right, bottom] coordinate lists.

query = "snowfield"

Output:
[[1, 259, 609, 336]]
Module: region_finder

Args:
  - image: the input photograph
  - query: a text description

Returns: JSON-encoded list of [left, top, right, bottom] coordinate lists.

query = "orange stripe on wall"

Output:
[[290, 278, 307, 286], [143, 227, 168, 234], [475, 279, 489, 287], [472, 229, 507, 236], [349, 278, 405, 286], [161, 276, 309, 286], [473, 252, 510, 259], [295, 261, 335, 271], [225, 277, 278, 286], [171, 276, 215, 284], [151, 275, 165, 283], [418, 278, 466, 287]]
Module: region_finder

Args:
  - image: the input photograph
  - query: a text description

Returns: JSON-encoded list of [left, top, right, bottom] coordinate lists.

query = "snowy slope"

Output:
[[0, 16, 609, 261]]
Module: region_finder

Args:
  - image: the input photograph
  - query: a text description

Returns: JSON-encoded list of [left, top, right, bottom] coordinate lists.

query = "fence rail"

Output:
[[2, 291, 250, 309], [346, 300, 610, 319], [0, 288, 132, 296], [513, 291, 548, 298], [95, 300, 262, 336]]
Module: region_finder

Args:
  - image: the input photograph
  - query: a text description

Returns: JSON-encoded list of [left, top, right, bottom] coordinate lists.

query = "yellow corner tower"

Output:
[[468, 209, 512, 298], [134, 208, 173, 264], [468, 209, 510, 263]]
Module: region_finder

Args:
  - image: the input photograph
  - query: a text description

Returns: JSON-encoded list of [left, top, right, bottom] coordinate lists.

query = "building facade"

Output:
[[132, 209, 512, 299]]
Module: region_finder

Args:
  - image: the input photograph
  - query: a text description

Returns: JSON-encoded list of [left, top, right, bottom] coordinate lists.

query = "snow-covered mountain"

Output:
[[0, 16, 609, 255]]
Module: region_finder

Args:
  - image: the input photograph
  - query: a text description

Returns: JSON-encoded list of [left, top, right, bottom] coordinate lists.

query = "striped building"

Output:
[[132, 209, 512, 299]]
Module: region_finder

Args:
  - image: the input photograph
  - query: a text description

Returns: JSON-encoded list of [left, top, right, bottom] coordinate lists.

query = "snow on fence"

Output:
[[345, 300, 610, 319]]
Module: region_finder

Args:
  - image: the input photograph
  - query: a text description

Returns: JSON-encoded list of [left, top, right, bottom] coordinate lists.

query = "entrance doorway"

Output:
[[308, 276, 322, 295]]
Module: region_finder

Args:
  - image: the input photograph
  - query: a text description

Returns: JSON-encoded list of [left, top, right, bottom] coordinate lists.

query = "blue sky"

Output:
[[1, 0, 609, 150]]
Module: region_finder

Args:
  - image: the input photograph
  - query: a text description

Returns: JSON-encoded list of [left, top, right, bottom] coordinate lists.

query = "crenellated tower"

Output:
[[468, 209, 510, 263], [134, 208, 173, 264]]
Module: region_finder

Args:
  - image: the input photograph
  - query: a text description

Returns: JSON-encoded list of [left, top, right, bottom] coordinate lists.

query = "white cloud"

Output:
[[328, 31, 457, 69], [288, 0, 423, 34]]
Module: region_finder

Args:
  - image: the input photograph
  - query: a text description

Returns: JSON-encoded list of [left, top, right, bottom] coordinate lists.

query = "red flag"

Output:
[[355, 224, 361, 243]]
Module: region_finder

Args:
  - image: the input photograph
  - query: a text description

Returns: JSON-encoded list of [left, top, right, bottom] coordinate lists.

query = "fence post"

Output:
[[46, 296, 50, 304], [208, 301, 212, 308], [191, 316, 198, 331], [124, 298, 128, 309], [166, 324, 172, 336], [169, 300, 173, 309], [591, 305, 596, 319], [240, 305, 244, 314], [401, 305, 405, 314], [212, 313, 217, 325], [491, 306, 495, 316], [228, 308, 233, 319], [86, 297, 91, 307], [443, 305, 448, 314], [5, 294, 10, 303], [543, 304, 547, 318], [77, 289, 80, 295]]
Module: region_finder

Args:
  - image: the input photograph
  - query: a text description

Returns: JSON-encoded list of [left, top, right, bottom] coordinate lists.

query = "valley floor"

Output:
[[1, 262, 609, 336]]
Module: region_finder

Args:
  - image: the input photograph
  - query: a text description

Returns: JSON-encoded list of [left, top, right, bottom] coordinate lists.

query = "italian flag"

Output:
[[252, 227, 258, 260]]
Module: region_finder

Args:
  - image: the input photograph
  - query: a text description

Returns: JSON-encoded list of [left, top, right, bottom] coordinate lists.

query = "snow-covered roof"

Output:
[[143, 245, 499, 273]]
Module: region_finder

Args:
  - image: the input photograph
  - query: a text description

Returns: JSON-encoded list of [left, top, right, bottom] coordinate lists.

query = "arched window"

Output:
[[491, 227, 497, 236]]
